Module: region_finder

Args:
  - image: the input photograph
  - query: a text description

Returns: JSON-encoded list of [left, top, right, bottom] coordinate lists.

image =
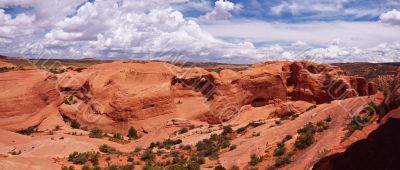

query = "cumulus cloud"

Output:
[[199, 0, 240, 20], [0, 0, 399, 64], [380, 9, 400, 25]]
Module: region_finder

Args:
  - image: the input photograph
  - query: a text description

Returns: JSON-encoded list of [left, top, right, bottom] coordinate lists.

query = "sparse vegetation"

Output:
[[178, 127, 189, 134], [295, 122, 316, 149], [0, 67, 10, 73], [141, 149, 156, 161], [17, 126, 37, 135], [306, 105, 317, 112], [70, 120, 80, 129], [214, 165, 226, 170], [128, 127, 139, 139], [99, 144, 118, 154], [221, 125, 233, 135], [89, 127, 103, 138], [275, 155, 291, 167], [68, 152, 89, 165]]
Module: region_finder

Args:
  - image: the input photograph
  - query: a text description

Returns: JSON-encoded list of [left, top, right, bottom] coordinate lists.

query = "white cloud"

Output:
[[0, 0, 399, 64], [270, 0, 345, 16], [201, 20, 400, 48], [199, 0, 240, 20], [380, 9, 400, 25]]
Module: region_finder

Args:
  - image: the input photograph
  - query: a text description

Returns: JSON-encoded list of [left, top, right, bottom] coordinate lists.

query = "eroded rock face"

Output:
[[0, 60, 378, 133], [0, 69, 61, 131], [313, 118, 400, 170]]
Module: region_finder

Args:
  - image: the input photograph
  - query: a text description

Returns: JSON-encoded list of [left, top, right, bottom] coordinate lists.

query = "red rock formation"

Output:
[[0, 69, 61, 131], [0, 60, 378, 133]]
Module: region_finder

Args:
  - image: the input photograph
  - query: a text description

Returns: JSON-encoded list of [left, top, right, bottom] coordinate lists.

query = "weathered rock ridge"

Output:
[[0, 60, 377, 133]]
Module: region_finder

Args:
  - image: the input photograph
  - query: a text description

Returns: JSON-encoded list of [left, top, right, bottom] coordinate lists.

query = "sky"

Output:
[[0, 0, 400, 63]]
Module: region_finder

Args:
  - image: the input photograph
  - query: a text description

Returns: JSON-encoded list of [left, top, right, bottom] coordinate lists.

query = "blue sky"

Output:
[[0, 0, 399, 63]]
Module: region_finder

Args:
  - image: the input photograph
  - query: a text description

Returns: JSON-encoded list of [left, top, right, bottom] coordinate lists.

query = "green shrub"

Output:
[[141, 150, 155, 161], [18, 126, 37, 135], [187, 162, 201, 170], [236, 127, 247, 133], [112, 133, 123, 140], [127, 156, 134, 162], [273, 146, 286, 156], [222, 125, 233, 135], [99, 144, 118, 153], [214, 165, 226, 170], [284, 135, 292, 141], [70, 120, 80, 129], [91, 152, 99, 165], [89, 128, 103, 138], [275, 155, 291, 166], [128, 127, 139, 139], [295, 122, 316, 149], [178, 127, 189, 134], [248, 121, 265, 128], [324, 116, 332, 122], [68, 152, 88, 165], [221, 140, 230, 149]]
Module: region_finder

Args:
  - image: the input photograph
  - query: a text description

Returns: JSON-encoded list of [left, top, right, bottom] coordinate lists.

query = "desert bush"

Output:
[[284, 135, 292, 141], [70, 120, 80, 129], [68, 152, 88, 165], [221, 140, 230, 149], [112, 132, 123, 140], [162, 138, 183, 149], [178, 127, 189, 134], [275, 155, 291, 166], [89, 128, 103, 138], [324, 115, 332, 122], [221, 125, 233, 135], [236, 127, 247, 133], [141, 149, 156, 161], [187, 162, 201, 170], [128, 127, 139, 139], [99, 144, 118, 153], [214, 165, 226, 170], [295, 122, 316, 149], [18, 126, 37, 135], [273, 146, 286, 156]]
